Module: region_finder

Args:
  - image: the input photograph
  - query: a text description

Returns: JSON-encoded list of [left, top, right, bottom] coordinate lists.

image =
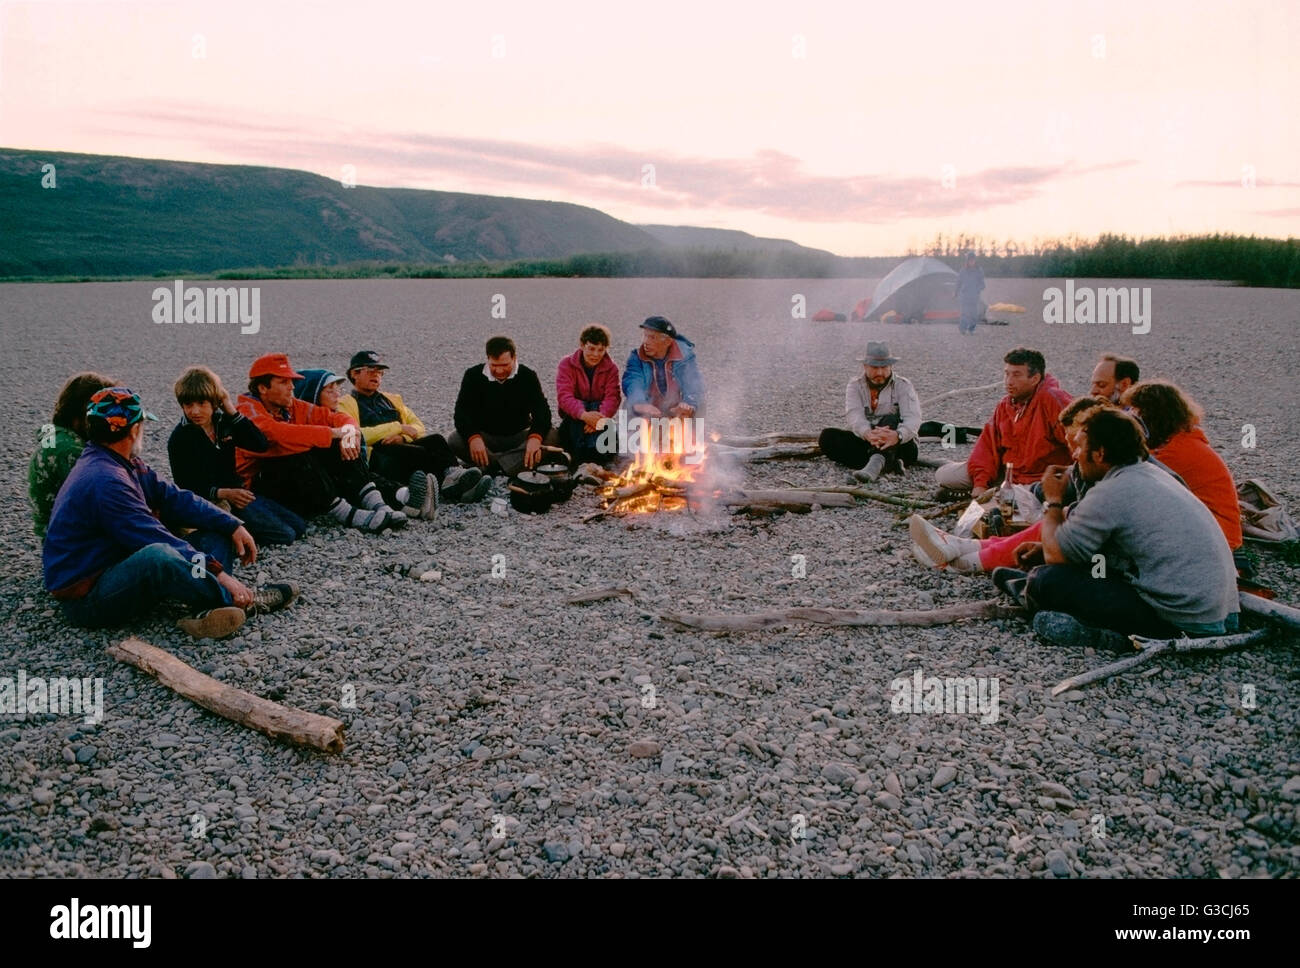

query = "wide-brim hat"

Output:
[[855, 341, 899, 365]]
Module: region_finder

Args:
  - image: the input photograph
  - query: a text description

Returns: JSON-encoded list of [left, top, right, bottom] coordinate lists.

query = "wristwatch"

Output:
[[1044, 501, 1065, 510]]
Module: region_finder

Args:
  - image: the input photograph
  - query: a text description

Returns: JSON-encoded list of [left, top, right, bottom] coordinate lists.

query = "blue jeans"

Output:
[[187, 529, 235, 573], [60, 543, 232, 629], [959, 301, 980, 333], [237, 495, 307, 546]]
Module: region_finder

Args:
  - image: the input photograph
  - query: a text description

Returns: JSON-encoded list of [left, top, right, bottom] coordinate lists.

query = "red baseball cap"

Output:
[[249, 353, 304, 380]]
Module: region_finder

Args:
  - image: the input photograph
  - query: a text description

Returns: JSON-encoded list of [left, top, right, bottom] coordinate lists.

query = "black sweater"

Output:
[[167, 412, 269, 501], [453, 364, 552, 442]]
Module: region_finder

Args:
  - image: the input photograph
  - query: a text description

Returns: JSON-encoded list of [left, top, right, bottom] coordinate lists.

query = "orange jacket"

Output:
[[967, 374, 1072, 490], [1153, 427, 1242, 549], [234, 392, 357, 485]]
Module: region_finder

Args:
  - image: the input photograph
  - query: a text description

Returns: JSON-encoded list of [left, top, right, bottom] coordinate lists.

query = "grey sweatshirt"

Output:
[[1054, 460, 1238, 628]]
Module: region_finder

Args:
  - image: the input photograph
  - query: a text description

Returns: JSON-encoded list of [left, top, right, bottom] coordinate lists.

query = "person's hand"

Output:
[[379, 434, 405, 446], [218, 488, 256, 509], [1014, 541, 1044, 569], [217, 572, 254, 609], [580, 410, 604, 431], [670, 403, 695, 418], [524, 436, 542, 469], [399, 424, 421, 438], [973, 485, 998, 502], [1040, 464, 1069, 504], [874, 428, 900, 448], [230, 525, 257, 566], [219, 386, 236, 415], [632, 404, 661, 418], [332, 425, 360, 460], [468, 436, 490, 467]]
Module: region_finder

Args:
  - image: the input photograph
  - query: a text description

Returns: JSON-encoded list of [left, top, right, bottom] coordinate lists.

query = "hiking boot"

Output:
[[991, 567, 1029, 608], [177, 606, 246, 640], [441, 465, 483, 501], [347, 506, 398, 533], [853, 453, 887, 483], [403, 471, 437, 521], [1032, 611, 1135, 653], [909, 514, 982, 572], [458, 475, 493, 503], [247, 581, 300, 616]]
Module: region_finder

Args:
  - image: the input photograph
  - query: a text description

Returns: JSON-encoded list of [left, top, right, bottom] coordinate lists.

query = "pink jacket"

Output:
[[556, 349, 621, 421]]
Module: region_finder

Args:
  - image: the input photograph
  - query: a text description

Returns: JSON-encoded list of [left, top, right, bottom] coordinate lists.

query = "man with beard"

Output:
[[1089, 353, 1140, 403], [43, 388, 297, 639], [818, 342, 922, 482]]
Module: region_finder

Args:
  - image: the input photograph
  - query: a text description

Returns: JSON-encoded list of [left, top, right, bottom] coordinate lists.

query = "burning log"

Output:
[[108, 637, 345, 753]]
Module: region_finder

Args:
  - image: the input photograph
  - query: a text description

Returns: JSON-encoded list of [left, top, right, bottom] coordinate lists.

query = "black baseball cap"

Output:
[[639, 315, 679, 338], [347, 350, 389, 373]]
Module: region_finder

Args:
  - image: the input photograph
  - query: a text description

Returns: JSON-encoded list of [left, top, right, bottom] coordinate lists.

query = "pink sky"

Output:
[[2, 0, 1297, 255]]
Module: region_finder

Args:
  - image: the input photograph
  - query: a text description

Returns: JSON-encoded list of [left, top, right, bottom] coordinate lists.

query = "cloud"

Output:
[[1257, 208, 1300, 218], [1177, 178, 1300, 189], [95, 104, 1139, 223]]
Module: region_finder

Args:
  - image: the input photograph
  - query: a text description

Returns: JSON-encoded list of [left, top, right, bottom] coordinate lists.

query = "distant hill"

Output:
[[0, 148, 666, 276], [638, 224, 838, 259]]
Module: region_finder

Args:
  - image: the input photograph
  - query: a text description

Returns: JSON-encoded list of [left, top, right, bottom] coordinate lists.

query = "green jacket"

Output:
[[28, 424, 85, 539]]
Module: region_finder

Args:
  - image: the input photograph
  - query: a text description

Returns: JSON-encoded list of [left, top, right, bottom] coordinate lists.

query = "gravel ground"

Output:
[[1, 277, 1297, 879]]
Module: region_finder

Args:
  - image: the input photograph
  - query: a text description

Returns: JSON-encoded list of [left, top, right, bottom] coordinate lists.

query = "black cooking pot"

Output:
[[509, 471, 554, 513], [536, 463, 575, 503]]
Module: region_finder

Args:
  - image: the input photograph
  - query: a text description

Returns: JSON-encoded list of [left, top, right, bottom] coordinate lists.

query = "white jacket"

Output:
[[844, 373, 922, 443]]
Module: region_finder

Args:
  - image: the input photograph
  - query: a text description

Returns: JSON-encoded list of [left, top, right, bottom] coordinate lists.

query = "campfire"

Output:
[[595, 426, 714, 516]]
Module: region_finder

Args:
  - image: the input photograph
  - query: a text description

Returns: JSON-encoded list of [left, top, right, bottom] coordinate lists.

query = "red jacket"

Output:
[[235, 392, 357, 485], [967, 374, 1072, 489], [555, 349, 621, 421], [1153, 426, 1242, 549]]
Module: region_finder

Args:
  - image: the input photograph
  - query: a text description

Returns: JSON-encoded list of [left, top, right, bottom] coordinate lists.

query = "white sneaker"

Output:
[[908, 514, 982, 571]]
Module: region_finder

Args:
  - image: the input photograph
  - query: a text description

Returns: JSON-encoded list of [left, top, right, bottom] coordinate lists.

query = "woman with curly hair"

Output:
[[28, 371, 115, 539], [1121, 380, 1241, 549]]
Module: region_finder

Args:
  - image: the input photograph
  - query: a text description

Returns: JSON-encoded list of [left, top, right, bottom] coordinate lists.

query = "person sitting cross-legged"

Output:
[[450, 336, 553, 477], [29, 371, 115, 540], [934, 347, 1072, 498], [168, 365, 307, 547], [818, 341, 921, 483], [338, 351, 487, 507], [236, 354, 404, 533], [555, 325, 622, 466], [989, 407, 1239, 651], [909, 396, 1111, 573], [43, 387, 297, 640]]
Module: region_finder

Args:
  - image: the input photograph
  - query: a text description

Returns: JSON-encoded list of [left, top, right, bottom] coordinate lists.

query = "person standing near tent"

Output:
[[954, 251, 985, 334]]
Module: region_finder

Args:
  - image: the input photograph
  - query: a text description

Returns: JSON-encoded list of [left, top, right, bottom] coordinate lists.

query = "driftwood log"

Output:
[[919, 381, 1002, 409], [709, 442, 822, 462], [712, 432, 820, 447], [108, 637, 346, 753], [718, 488, 855, 510], [1050, 627, 1273, 696], [659, 599, 1021, 631], [1050, 591, 1299, 695]]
